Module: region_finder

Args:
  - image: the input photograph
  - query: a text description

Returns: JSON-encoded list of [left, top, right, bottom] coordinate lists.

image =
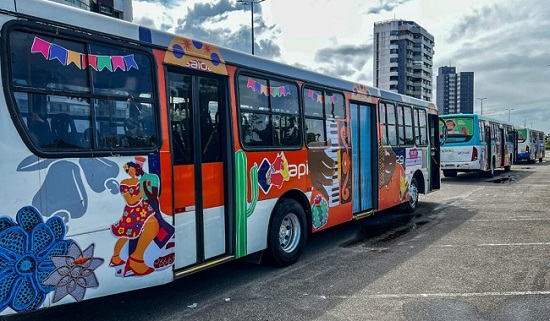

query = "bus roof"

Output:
[[2, 0, 436, 110], [440, 113, 514, 126]]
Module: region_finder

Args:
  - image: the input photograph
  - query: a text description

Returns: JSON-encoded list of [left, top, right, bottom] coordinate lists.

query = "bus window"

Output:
[[8, 29, 158, 153], [403, 106, 414, 145], [385, 103, 397, 145], [238, 75, 300, 148], [304, 87, 344, 146], [415, 109, 428, 146], [444, 117, 474, 143]]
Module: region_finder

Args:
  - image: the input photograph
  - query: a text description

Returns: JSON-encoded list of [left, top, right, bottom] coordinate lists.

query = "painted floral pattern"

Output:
[[42, 242, 103, 303], [0, 206, 71, 312]]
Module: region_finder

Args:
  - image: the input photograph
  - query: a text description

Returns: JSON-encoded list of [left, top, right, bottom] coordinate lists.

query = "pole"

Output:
[[237, 0, 266, 55], [250, 2, 254, 55], [476, 97, 487, 115], [505, 108, 514, 122]]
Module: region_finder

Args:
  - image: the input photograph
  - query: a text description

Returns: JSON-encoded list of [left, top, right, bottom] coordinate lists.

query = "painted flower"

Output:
[[42, 242, 103, 303], [0, 206, 71, 312]]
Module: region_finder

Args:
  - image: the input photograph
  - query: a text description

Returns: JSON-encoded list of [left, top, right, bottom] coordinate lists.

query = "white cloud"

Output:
[[132, 0, 550, 132]]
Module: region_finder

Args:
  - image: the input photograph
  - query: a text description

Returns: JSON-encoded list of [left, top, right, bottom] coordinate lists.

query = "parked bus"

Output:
[[440, 114, 516, 178], [0, 0, 441, 316], [516, 127, 545, 163]]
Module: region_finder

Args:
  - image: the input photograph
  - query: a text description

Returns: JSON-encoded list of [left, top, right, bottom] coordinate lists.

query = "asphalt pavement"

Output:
[[8, 159, 550, 321]]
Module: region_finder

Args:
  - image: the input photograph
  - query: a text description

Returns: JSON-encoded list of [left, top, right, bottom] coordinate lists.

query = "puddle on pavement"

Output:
[[342, 214, 432, 248]]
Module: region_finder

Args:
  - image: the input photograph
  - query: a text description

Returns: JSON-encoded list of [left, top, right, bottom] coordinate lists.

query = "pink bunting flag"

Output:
[[31, 37, 51, 59], [247, 77, 255, 89], [111, 56, 126, 71]]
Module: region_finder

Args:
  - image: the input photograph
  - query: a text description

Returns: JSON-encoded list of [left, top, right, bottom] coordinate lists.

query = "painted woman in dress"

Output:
[[109, 160, 158, 276]]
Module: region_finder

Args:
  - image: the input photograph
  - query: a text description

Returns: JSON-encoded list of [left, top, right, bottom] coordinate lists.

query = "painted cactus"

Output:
[[235, 150, 258, 258]]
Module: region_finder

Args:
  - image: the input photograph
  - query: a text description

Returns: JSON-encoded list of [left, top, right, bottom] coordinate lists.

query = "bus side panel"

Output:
[[0, 38, 174, 316]]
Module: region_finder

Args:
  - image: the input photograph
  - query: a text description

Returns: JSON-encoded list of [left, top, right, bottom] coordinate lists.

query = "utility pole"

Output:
[[505, 108, 514, 122], [237, 0, 267, 55], [476, 97, 487, 115]]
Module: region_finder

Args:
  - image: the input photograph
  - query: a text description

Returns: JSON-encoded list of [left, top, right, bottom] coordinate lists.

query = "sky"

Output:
[[132, 0, 550, 132]]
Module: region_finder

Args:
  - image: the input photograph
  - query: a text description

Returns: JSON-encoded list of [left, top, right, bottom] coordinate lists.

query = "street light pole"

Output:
[[505, 108, 514, 122], [237, 0, 266, 55], [476, 97, 487, 115]]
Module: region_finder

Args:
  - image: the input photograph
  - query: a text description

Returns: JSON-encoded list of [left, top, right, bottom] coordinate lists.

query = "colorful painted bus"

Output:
[[440, 114, 516, 178], [0, 0, 441, 316], [516, 127, 545, 163]]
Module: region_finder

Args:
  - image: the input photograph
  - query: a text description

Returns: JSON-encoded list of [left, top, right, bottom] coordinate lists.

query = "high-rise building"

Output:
[[373, 19, 435, 102], [436, 66, 474, 115], [48, 0, 132, 22]]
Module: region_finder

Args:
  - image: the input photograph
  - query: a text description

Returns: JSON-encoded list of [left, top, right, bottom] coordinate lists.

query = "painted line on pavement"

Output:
[[362, 291, 550, 299]]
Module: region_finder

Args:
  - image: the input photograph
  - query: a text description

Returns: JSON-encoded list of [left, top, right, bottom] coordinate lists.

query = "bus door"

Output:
[[485, 124, 492, 170], [350, 102, 374, 214], [499, 127, 506, 167], [429, 114, 441, 190], [167, 70, 230, 270]]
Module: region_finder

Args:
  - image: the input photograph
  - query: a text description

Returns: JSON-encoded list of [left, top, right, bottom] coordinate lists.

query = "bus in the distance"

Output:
[[0, 0, 441, 316], [516, 127, 545, 163], [440, 114, 516, 177]]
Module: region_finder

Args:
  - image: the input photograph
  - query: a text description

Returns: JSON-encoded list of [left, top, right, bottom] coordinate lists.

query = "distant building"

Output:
[[436, 66, 474, 115], [48, 0, 132, 22], [373, 19, 435, 102]]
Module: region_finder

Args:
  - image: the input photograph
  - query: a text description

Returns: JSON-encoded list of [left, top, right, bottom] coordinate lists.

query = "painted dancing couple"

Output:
[[109, 156, 175, 277]]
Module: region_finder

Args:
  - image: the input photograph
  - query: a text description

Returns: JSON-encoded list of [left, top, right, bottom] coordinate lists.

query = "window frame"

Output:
[[303, 85, 346, 148], [235, 69, 302, 151], [1, 21, 161, 158]]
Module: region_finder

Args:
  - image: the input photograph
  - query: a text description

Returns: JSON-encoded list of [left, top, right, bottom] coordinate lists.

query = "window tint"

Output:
[[380, 102, 397, 145], [238, 75, 300, 148], [415, 109, 428, 146], [304, 87, 345, 147], [8, 30, 158, 153]]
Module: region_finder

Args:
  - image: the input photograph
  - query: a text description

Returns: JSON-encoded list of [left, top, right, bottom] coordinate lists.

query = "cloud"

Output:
[[313, 43, 373, 82], [435, 0, 550, 130], [170, 0, 281, 58], [367, 0, 413, 15]]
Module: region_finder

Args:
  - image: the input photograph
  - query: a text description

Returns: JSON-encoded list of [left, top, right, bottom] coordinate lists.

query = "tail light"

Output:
[[526, 146, 530, 153], [471, 147, 478, 161]]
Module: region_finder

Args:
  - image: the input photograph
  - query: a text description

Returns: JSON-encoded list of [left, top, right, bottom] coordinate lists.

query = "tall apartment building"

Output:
[[48, 0, 133, 22], [436, 66, 474, 115], [373, 19, 435, 101]]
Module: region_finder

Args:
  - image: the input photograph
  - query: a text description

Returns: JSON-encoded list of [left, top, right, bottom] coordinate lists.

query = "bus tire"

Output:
[[442, 170, 457, 177], [403, 177, 419, 213], [483, 160, 495, 178], [265, 199, 307, 267], [504, 163, 511, 172]]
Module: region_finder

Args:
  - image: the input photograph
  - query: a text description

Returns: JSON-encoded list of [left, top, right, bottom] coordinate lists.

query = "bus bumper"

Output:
[[441, 161, 481, 171]]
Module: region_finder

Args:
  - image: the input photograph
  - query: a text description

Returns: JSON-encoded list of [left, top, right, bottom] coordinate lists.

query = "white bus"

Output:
[[516, 128, 545, 163], [440, 114, 516, 178]]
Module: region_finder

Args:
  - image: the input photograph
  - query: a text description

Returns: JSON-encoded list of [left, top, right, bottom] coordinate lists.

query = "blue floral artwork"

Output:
[[42, 242, 103, 303], [0, 206, 72, 312]]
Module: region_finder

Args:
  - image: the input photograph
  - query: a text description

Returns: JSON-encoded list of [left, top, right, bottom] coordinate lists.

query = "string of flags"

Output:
[[247, 77, 291, 97], [31, 36, 139, 72], [307, 89, 338, 104]]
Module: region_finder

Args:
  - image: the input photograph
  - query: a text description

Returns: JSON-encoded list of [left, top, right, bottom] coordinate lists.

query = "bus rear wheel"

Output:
[[403, 177, 419, 213], [483, 160, 495, 178], [265, 199, 307, 267]]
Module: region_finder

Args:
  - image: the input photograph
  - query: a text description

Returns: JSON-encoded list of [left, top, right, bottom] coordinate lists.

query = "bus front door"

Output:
[[167, 71, 230, 270], [485, 125, 492, 170]]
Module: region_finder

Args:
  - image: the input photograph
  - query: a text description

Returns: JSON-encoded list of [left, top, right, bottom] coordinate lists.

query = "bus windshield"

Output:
[[517, 129, 527, 143], [443, 117, 474, 143]]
